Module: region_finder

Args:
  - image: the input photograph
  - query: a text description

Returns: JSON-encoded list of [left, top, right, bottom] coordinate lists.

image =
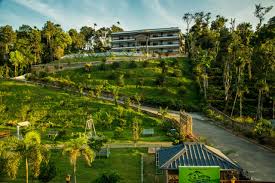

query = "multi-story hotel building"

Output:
[[111, 27, 183, 55]]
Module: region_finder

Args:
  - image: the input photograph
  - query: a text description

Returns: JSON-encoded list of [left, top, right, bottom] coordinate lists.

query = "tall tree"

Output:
[[68, 29, 85, 53], [254, 4, 273, 30], [63, 136, 95, 183], [9, 50, 24, 77], [1, 131, 47, 183], [80, 26, 95, 42], [0, 25, 16, 62]]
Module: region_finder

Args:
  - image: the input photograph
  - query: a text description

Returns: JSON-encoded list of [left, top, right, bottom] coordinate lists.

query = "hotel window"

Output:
[[153, 42, 158, 46], [168, 42, 173, 45], [167, 33, 173, 37]]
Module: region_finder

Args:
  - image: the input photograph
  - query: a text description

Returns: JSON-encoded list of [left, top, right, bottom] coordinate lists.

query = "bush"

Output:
[[113, 117, 127, 129], [172, 69, 182, 77], [38, 160, 57, 183], [155, 74, 166, 86], [94, 171, 122, 183], [124, 70, 134, 79], [114, 127, 124, 139], [98, 63, 107, 70], [84, 63, 92, 72], [116, 74, 124, 87], [177, 86, 186, 95], [128, 61, 138, 68], [111, 62, 120, 69], [123, 97, 131, 109], [254, 119, 272, 139], [142, 60, 149, 67], [88, 134, 108, 152]]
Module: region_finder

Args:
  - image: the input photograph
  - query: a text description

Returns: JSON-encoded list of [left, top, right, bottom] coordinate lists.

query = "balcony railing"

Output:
[[112, 35, 179, 42], [111, 44, 180, 50]]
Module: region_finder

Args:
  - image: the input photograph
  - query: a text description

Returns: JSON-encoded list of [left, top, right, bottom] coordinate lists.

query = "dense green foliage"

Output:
[[0, 22, 123, 78], [183, 5, 275, 120]]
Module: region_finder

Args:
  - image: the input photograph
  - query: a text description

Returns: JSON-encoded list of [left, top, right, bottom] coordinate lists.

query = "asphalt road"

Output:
[[190, 113, 275, 181]]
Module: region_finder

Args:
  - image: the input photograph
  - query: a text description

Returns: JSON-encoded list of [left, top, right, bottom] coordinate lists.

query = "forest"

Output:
[[183, 4, 274, 121], [0, 21, 123, 77]]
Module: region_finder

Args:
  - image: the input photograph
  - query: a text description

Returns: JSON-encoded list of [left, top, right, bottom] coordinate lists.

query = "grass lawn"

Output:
[[32, 57, 201, 111], [1, 148, 154, 183], [0, 80, 169, 143]]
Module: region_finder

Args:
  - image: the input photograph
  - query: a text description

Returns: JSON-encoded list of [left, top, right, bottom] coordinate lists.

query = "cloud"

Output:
[[141, 0, 181, 27]]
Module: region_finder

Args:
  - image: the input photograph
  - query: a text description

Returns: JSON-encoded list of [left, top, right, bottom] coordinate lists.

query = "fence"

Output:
[[208, 105, 255, 132]]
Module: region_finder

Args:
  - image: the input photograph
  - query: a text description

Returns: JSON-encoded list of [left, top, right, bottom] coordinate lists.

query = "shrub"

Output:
[[111, 62, 120, 69], [98, 63, 107, 70], [172, 69, 182, 77], [114, 127, 124, 139], [94, 171, 122, 183], [136, 78, 144, 88], [38, 160, 57, 183], [38, 71, 47, 78], [177, 86, 186, 95], [205, 109, 215, 118], [128, 61, 138, 68], [84, 63, 92, 72], [124, 70, 134, 79], [254, 119, 272, 139], [88, 134, 108, 152], [155, 74, 166, 86], [123, 97, 131, 108], [113, 117, 127, 129], [142, 60, 149, 67], [116, 74, 124, 87]]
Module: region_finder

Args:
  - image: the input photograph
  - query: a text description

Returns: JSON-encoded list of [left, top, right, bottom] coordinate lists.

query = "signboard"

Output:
[[179, 166, 220, 183]]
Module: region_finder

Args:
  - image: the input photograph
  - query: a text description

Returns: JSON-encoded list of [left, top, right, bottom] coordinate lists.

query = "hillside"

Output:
[[29, 57, 201, 111]]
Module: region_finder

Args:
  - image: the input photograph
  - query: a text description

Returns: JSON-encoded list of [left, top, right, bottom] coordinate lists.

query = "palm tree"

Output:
[[1, 131, 47, 183], [63, 136, 95, 183]]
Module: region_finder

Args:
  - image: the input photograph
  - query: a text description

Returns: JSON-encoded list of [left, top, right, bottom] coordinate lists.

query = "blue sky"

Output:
[[0, 0, 274, 32]]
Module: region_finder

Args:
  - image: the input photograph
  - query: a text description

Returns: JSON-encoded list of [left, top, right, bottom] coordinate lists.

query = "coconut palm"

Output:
[[63, 136, 95, 183], [1, 131, 47, 183]]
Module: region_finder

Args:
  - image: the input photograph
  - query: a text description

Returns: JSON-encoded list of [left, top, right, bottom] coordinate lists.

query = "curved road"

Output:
[[189, 113, 275, 181]]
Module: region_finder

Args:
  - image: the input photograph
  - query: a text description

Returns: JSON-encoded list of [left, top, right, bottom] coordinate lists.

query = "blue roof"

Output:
[[157, 143, 242, 170]]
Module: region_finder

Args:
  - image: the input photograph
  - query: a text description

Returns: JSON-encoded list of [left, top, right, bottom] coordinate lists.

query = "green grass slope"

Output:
[[32, 57, 201, 111]]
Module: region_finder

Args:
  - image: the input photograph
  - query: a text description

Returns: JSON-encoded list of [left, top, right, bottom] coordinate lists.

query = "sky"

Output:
[[0, 0, 274, 32]]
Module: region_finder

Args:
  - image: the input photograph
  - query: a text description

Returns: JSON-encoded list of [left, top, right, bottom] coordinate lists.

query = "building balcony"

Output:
[[112, 35, 179, 43], [111, 44, 180, 50]]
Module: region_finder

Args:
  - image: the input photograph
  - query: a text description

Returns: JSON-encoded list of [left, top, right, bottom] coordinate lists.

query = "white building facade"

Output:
[[111, 27, 184, 55]]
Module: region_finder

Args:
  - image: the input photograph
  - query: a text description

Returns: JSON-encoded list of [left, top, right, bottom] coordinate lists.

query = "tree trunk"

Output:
[[273, 99, 275, 119], [231, 90, 238, 117], [240, 94, 242, 118], [14, 65, 18, 77], [257, 89, 262, 120], [74, 163, 77, 183], [203, 75, 207, 100], [26, 157, 28, 183]]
